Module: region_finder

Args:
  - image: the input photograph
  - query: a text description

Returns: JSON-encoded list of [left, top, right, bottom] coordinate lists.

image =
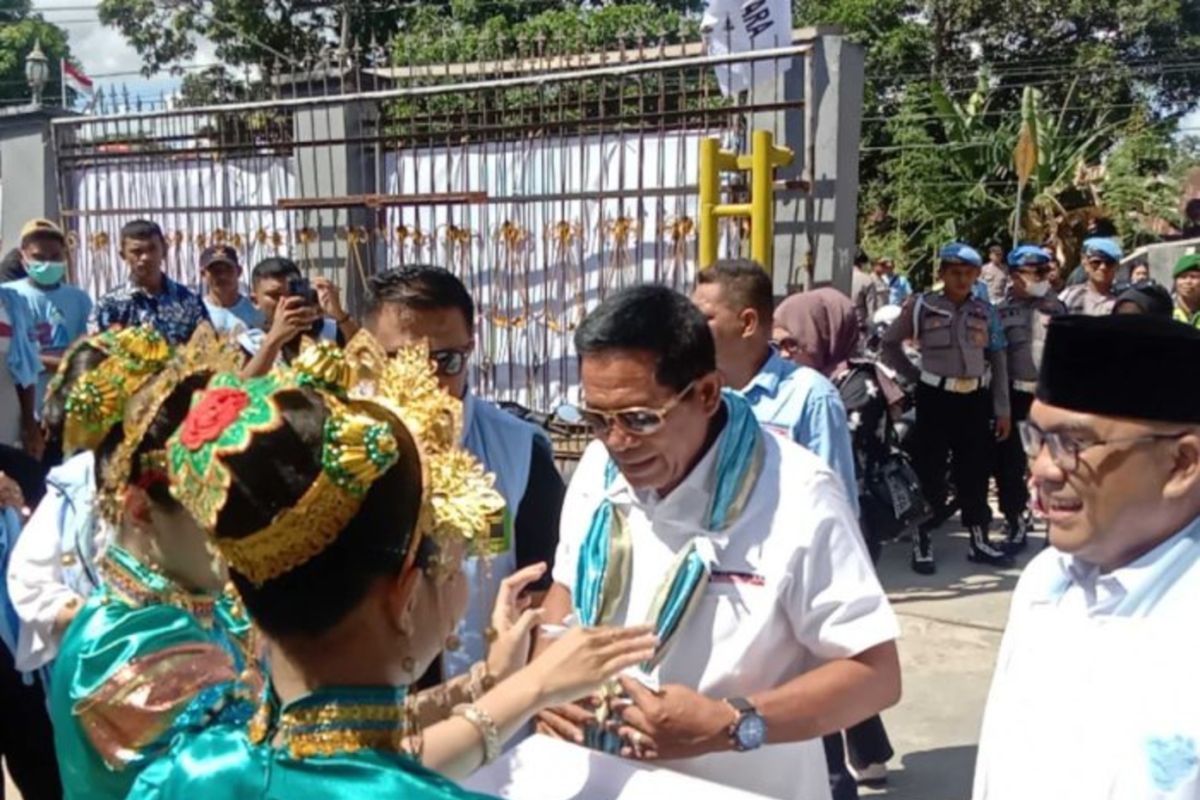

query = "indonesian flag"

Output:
[[62, 60, 94, 98]]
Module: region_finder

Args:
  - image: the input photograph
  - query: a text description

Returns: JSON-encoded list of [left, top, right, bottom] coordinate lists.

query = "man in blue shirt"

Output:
[[2, 219, 92, 413], [198, 245, 262, 335], [692, 259, 859, 515], [87, 219, 209, 345]]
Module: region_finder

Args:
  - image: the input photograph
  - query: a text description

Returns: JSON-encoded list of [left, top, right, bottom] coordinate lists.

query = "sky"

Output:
[[34, 0, 214, 105]]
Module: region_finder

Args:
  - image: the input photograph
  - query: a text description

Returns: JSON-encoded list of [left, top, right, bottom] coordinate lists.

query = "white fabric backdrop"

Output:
[[383, 130, 724, 408], [69, 158, 296, 299]]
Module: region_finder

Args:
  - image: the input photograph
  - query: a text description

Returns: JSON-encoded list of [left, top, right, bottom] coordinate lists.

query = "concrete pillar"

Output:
[[751, 27, 865, 297], [291, 97, 381, 314], [0, 107, 78, 256]]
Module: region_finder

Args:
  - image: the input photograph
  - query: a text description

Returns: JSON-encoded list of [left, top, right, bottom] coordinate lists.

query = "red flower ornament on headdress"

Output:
[[179, 387, 250, 450]]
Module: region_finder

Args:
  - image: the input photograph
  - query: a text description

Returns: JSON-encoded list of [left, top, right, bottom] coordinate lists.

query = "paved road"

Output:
[[4, 520, 1040, 800], [860, 522, 1045, 800]]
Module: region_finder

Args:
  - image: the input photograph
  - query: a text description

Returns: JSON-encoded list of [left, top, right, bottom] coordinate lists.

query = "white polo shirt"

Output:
[[553, 428, 900, 800]]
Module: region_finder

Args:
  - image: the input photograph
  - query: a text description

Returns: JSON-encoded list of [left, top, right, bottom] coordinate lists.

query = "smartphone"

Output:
[[287, 276, 319, 306]]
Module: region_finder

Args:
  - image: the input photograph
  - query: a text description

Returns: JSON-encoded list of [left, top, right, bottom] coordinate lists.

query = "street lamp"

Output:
[[26, 40, 49, 107]]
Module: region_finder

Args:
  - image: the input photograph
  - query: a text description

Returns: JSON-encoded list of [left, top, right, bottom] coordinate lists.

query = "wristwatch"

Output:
[[726, 697, 767, 752]]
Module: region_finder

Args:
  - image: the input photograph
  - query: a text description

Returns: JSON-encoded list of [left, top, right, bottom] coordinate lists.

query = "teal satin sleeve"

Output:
[[50, 600, 245, 800], [128, 725, 502, 800]]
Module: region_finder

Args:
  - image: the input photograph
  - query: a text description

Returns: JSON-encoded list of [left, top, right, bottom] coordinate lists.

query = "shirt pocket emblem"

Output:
[[1146, 735, 1199, 792]]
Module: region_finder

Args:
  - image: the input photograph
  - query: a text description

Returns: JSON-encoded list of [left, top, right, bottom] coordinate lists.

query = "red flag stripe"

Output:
[[63, 60, 93, 90]]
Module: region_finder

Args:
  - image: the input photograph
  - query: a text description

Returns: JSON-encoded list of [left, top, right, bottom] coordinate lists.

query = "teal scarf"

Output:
[[573, 390, 765, 668]]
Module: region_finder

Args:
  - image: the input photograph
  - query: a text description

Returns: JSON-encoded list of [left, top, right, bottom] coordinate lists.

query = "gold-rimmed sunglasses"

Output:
[[556, 381, 697, 437]]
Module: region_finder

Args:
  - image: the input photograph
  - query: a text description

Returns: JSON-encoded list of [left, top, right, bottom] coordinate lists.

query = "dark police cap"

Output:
[[1037, 314, 1200, 424]]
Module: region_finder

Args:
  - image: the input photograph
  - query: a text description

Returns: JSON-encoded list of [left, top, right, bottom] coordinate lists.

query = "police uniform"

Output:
[[993, 246, 1066, 553], [854, 274, 891, 333], [881, 243, 1012, 574], [1059, 237, 1121, 316]]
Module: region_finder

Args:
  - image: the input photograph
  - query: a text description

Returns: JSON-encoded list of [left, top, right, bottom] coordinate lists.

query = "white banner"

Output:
[[703, 0, 794, 96], [382, 130, 721, 408], [69, 158, 297, 298]]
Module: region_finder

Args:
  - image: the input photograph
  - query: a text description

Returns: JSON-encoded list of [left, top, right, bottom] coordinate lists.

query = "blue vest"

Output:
[[443, 393, 541, 678]]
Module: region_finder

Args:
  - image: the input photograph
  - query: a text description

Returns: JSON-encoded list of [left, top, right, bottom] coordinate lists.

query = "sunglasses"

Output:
[[557, 381, 696, 437], [431, 347, 472, 378]]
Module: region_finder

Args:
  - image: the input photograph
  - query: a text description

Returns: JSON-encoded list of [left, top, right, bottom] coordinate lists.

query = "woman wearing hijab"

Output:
[[773, 291, 908, 505], [773, 288, 899, 792]]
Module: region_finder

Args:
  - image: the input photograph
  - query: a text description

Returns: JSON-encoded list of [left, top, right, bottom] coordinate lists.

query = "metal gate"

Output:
[[52, 35, 812, 408]]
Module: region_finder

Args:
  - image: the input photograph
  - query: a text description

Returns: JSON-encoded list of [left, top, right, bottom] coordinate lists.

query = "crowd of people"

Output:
[[0, 214, 1196, 800]]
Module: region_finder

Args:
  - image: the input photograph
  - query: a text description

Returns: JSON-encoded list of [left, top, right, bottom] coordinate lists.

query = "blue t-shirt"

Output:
[[3, 279, 93, 408], [203, 296, 263, 336], [887, 274, 913, 306]]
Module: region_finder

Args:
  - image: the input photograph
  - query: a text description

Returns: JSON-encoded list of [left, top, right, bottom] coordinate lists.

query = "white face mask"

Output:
[[1025, 280, 1051, 298]]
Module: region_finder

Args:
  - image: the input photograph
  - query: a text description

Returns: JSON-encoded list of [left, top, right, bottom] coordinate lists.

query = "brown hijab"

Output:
[[773, 288, 859, 377]]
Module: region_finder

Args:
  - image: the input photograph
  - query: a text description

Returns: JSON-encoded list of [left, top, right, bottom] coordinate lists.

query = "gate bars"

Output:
[[51, 33, 812, 410]]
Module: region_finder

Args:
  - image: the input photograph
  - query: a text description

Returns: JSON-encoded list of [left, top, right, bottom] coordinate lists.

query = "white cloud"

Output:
[[34, 0, 218, 99]]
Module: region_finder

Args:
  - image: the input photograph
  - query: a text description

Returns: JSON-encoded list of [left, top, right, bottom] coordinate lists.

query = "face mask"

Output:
[[26, 261, 66, 287], [1025, 280, 1051, 298]]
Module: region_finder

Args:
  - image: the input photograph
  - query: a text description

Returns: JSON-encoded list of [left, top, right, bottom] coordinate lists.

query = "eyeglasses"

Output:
[[557, 381, 696, 437], [772, 337, 799, 355], [1018, 421, 1187, 472], [430, 347, 472, 377]]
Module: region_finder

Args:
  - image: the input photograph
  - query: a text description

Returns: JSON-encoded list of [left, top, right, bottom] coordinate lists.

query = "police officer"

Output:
[[882, 243, 1013, 574], [1060, 238, 1121, 315], [993, 245, 1066, 553]]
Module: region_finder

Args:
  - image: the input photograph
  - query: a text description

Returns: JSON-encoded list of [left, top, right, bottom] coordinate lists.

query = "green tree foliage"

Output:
[[390, 1, 704, 65], [795, 0, 1200, 279], [96, 0, 408, 76], [0, 0, 73, 106]]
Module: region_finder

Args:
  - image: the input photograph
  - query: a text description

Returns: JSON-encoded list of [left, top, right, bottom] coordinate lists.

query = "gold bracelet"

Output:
[[467, 661, 496, 702], [452, 703, 501, 765]]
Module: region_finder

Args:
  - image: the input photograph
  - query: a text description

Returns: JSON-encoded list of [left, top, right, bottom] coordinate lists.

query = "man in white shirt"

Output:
[[538, 285, 900, 800], [974, 314, 1200, 799]]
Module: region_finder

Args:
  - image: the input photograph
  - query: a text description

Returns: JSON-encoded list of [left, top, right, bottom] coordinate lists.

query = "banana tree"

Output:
[[1013, 82, 1119, 258]]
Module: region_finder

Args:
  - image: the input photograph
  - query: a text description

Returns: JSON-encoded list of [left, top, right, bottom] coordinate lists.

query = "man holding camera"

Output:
[[239, 256, 359, 378]]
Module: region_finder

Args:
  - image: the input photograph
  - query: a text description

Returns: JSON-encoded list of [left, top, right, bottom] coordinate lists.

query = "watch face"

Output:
[[736, 713, 767, 751]]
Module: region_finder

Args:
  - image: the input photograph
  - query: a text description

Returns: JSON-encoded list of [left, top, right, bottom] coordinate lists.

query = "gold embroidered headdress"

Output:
[[343, 332, 505, 575], [166, 334, 503, 586], [59, 325, 172, 454], [97, 324, 244, 524]]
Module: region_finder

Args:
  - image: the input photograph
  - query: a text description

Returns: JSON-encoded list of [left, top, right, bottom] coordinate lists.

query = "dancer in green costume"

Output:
[[129, 336, 656, 799], [49, 325, 260, 800]]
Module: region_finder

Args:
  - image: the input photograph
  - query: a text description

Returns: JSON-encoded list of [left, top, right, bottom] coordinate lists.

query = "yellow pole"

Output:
[[699, 137, 720, 270], [749, 129, 794, 273], [699, 131, 792, 273]]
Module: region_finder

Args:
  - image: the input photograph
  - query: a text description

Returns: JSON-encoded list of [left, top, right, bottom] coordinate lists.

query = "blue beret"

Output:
[[938, 243, 982, 268], [1082, 237, 1123, 263], [1007, 245, 1051, 268]]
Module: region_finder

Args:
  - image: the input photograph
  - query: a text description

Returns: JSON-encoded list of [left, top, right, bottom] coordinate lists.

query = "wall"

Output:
[[751, 28, 865, 297], [0, 107, 75, 258]]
